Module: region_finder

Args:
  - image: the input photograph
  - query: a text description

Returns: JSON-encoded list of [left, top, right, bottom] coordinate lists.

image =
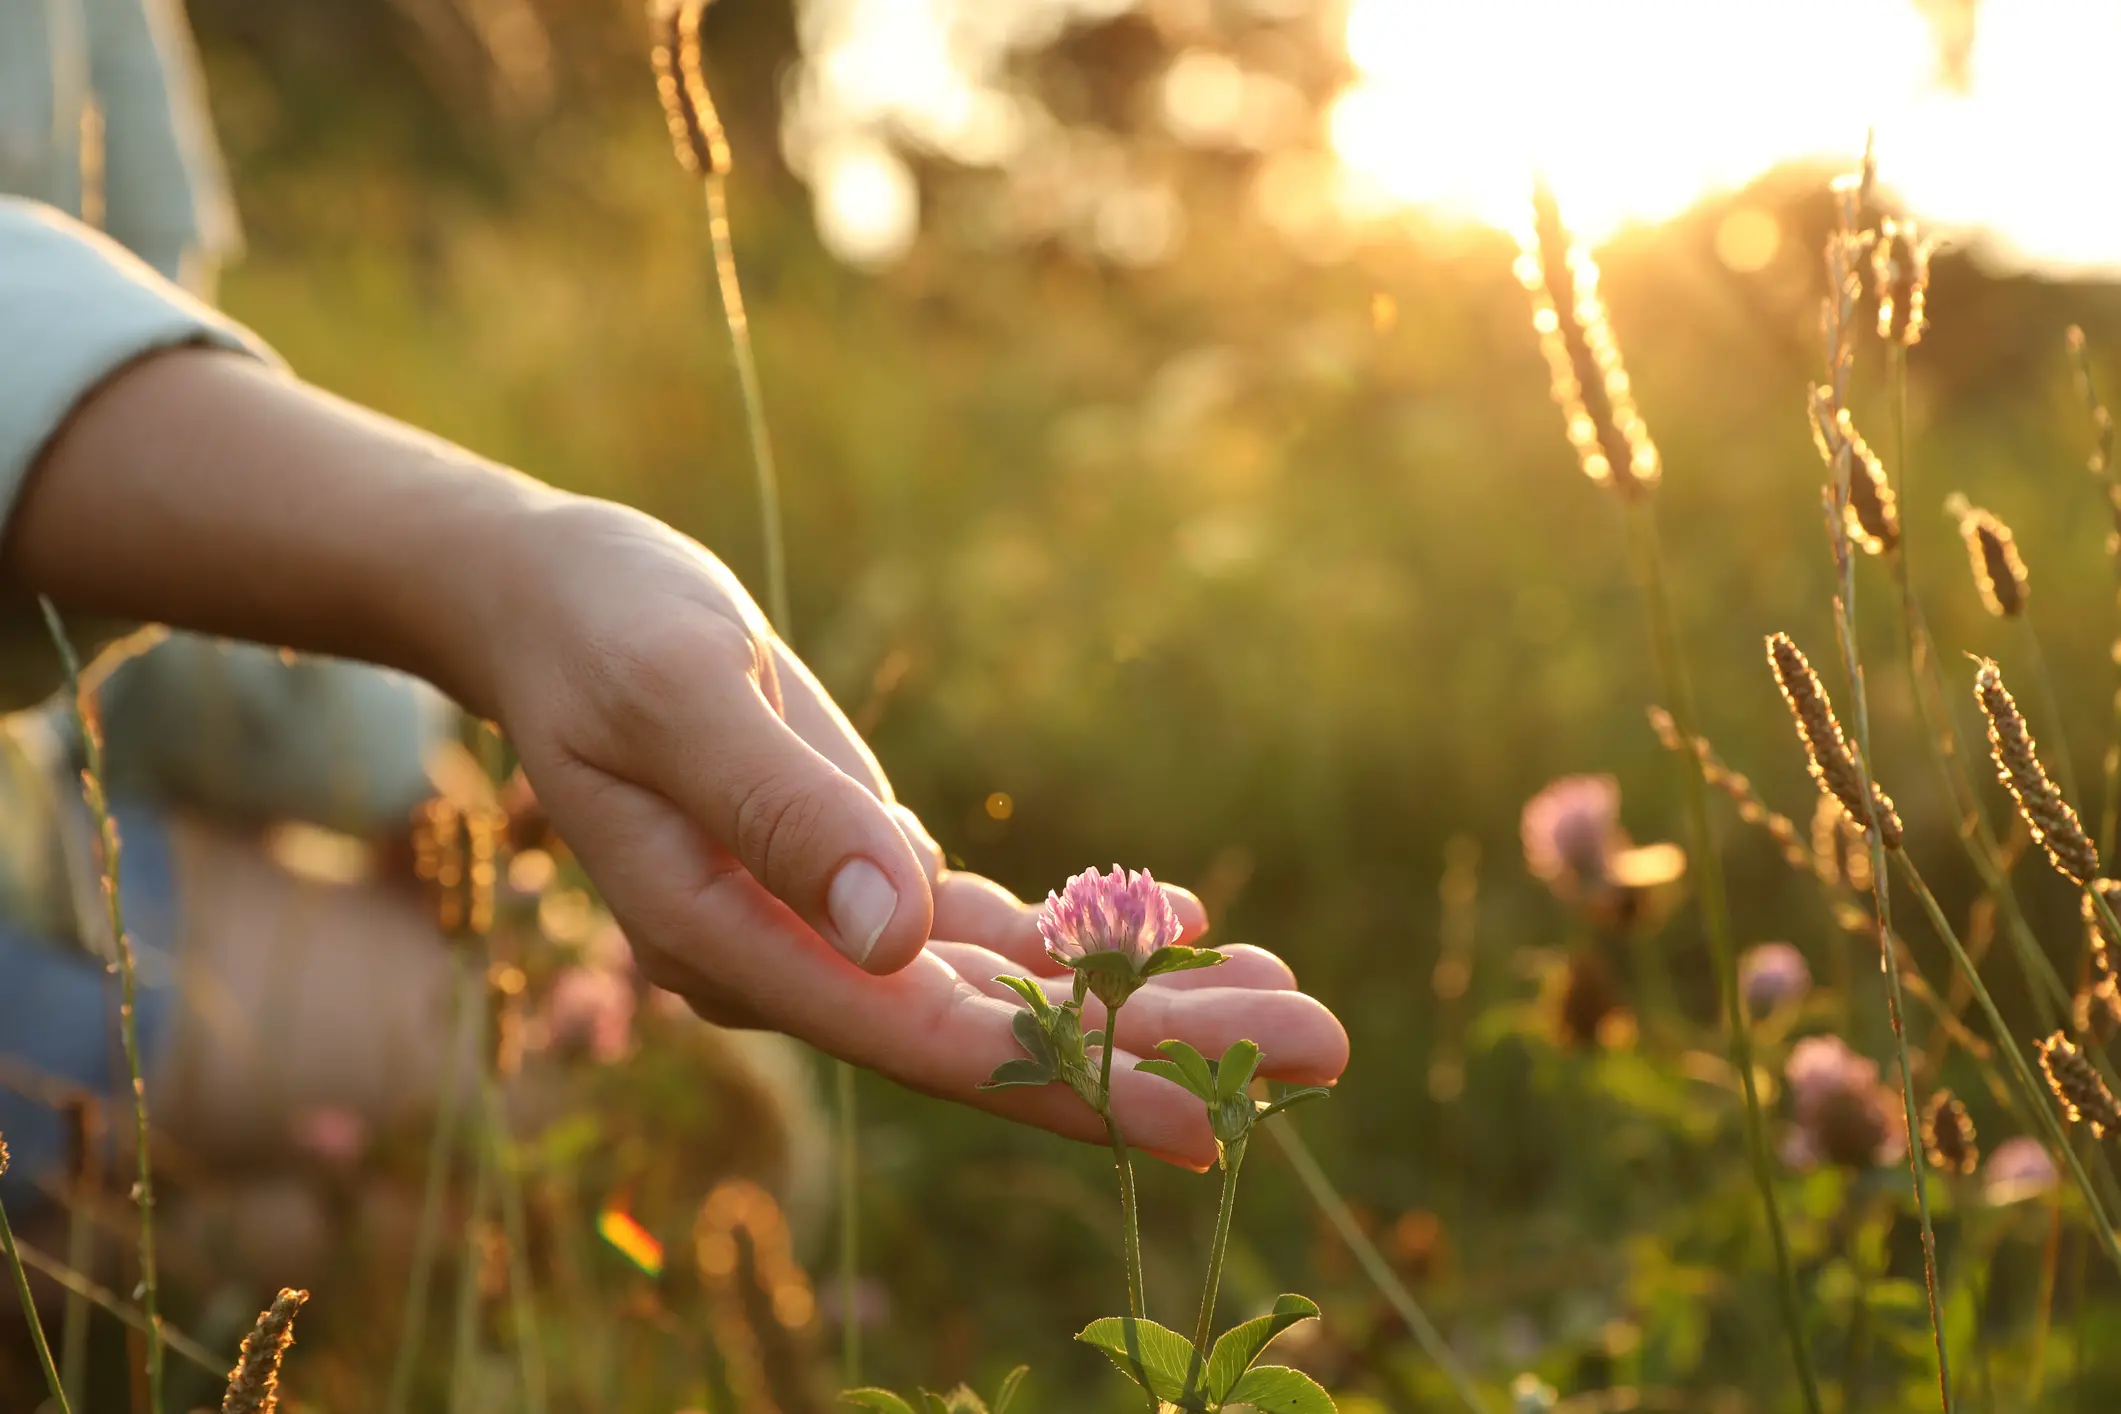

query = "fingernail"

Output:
[[827, 858, 899, 966]]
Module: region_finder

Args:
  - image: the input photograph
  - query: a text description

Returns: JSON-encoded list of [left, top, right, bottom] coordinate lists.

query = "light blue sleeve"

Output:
[[0, 197, 276, 708], [85, 0, 242, 281]]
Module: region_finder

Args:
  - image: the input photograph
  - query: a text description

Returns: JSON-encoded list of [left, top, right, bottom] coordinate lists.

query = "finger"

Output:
[[1087, 984, 1348, 1086], [554, 772, 1216, 1166], [770, 638, 894, 799], [610, 625, 932, 972], [927, 937, 1294, 997], [888, 804, 945, 884], [931, 873, 1053, 970]]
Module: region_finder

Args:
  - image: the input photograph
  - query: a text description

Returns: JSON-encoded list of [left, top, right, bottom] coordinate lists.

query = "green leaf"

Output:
[[1149, 1039, 1217, 1097], [934, 1384, 990, 1413], [980, 1058, 1054, 1090], [1136, 1058, 1211, 1097], [1204, 1295, 1321, 1402], [918, 1393, 953, 1414], [840, 1391, 920, 1414], [1255, 1087, 1333, 1121], [1141, 944, 1226, 979], [993, 975, 1054, 1017], [1225, 1365, 1336, 1413], [1076, 1315, 1204, 1403], [1215, 1040, 1263, 1102], [991, 1366, 1029, 1414]]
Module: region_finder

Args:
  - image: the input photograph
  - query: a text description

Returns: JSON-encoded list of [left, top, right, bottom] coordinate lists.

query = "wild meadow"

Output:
[[8, 2, 2121, 1411]]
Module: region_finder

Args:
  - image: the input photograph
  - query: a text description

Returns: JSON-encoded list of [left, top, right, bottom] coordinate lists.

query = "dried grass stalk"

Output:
[[221, 1288, 308, 1414], [1952, 501, 2030, 618], [1647, 707, 1810, 871], [649, 0, 730, 177], [1871, 217, 1931, 347], [2038, 1034, 2121, 1138], [1516, 187, 1659, 497], [1766, 633, 1903, 848], [1975, 659, 2098, 883], [1808, 392, 1898, 554], [1921, 1090, 1978, 1175]]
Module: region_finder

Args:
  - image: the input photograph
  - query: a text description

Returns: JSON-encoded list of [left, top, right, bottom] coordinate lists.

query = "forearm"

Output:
[[2, 347, 554, 716]]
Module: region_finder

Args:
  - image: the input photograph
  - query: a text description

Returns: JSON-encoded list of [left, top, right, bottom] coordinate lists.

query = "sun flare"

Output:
[[1332, 0, 2121, 274]]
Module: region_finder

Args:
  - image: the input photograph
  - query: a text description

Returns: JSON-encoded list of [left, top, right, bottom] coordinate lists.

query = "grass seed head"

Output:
[[1922, 1089, 1978, 1176], [1765, 633, 1902, 848], [1808, 392, 1898, 554], [1517, 187, 1659, 497], [1871, 217, 1931, 347], [221, 1288, 309, 1414], [1952, 500, 2030, 617], [650, 0, 731, 178], [1974, 659, 2098, 883], [2037, 1033, 2121, 1138]]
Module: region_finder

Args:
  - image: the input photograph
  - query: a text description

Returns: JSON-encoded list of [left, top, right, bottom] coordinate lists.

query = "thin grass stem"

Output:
[[482, 1071, 547, 1414], [450, 1092, 496, 1414], [1, 1182, 70, 1414], [10, 1234, 225, 1377], [1820, 478, 1953, 1405], [387, 948, 479, 1414], [37, 598, 162, 1414], [1626, 505, 1825, 1414], [1893, 855, 2121, 1274], [58, 1108, 94, 1412], [2020, 613, 2083, 815], [1266, 1118, 1488, 1413]]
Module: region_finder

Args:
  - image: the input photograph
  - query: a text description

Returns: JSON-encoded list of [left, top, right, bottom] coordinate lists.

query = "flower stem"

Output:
[[1191, 1139, 1244, 1359], [1097, 1019, 1146, 1324], [1267, 1118, 1488, 1413], [836, 1056, 860, 1382], [0, 1185, 70, 1414], [1623, 506, 1823, 1414], [38, 598, 161, 1414]]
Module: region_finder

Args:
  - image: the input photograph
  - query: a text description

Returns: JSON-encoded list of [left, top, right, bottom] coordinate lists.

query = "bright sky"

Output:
[[790, 0, 2121, 277]]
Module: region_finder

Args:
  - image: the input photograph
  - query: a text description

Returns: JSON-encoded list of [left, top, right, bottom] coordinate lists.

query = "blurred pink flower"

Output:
[[290, 1105, 369, 1168], [544, 964, 637, 1064], [1521, 775, 1623, 894], [1783, 1035, 1905, 1170], [1982, 1135, 2059, 1205], [1038, 865, 1183, 968], [1740, 943, 1812, 1019]]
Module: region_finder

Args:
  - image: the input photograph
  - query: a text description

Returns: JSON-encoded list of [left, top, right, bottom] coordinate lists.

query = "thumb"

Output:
[[616, 634, 934, 973]]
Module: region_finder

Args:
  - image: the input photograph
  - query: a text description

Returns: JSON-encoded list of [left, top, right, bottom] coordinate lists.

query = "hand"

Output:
[[480, 498, 1348, 1169]]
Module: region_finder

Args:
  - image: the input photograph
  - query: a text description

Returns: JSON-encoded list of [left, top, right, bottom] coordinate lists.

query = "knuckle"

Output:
[[730, 771, 830, 889]]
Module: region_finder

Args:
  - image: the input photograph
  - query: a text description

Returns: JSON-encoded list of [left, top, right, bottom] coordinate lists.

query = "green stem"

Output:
[[836, 1057, 860, 1384], [0, 1187, 70, 1414], [1191, 1140, 1244, 1359], [9, 1233, 226, 1377], [1894, 855, 2121, 1275], [1267, 1119, 1488, 1413], [1624, 505, 1824, 1414], [38, 599, 161, 1414], [58, 1113, 93, 1413], [450, 1076, 496, 1414], [703, 174, 791, 642], [2020, 613, 2082, 815], [1098, 1020, 1145, 1324], [483, 1071, 547, 1414], [1822, 479, 1952, 1410], [388, 949, 479, 1414]]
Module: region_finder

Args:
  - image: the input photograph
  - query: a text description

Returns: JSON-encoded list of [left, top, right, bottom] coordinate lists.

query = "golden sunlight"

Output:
[[1331, 0, 2121, 274]]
